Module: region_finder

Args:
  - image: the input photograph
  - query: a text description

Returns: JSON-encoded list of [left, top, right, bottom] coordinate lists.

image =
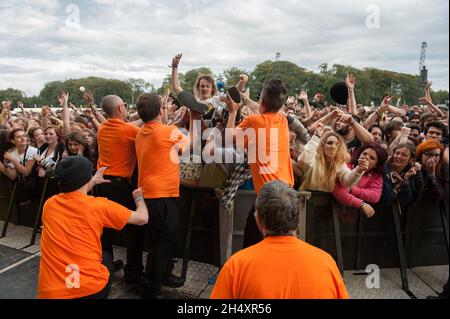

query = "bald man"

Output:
[[95, 95, 143, 283]]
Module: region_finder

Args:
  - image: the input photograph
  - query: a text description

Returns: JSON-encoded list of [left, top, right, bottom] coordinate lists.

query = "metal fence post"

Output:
[[0, 180, 17, 238]]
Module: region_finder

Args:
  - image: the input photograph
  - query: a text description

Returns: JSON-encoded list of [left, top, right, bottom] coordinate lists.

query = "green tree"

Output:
[[251, 60, 309, 100], [222, 67, 249, 89], [38, 77, 133, 107], [156, 73, 184, 96], [126, 78, 153, 105], [431, 90, 449, 105], [0, 88, 26, 104]]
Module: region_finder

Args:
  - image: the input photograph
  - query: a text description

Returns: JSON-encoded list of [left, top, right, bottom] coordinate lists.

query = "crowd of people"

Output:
[[0, 53, 448, 299]]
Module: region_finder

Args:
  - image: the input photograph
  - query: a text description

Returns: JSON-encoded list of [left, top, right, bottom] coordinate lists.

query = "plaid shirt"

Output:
[[218, 162, 251, 211]]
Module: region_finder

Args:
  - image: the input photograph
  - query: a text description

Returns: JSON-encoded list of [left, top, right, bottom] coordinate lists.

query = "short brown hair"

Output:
[[137, 93, 161, 122], [261, 79, 287, 113]]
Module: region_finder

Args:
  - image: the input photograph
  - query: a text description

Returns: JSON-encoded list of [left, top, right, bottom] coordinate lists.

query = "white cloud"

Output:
[[0, 0, 448, 97]]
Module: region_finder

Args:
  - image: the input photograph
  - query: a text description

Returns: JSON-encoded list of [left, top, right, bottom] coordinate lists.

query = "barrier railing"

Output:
[[1, 175, 448, 295]]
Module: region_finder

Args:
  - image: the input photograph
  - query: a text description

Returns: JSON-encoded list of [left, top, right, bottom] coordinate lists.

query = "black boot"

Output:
[[162, 273, 185, 288]]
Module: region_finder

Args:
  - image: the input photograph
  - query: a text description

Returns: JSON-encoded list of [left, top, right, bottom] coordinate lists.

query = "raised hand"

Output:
[[172, 53, 182, 68], [58, 91, 69, 107], [346, 73, 356, 90], [298, 91, 308, 101], [226, 93, 241, 114], [2, 100, 12, 109], [380, 95, 392, 112], [83, 91, 95, 108], [162, 94, 169, 109], [314, 122, 324, 137], [239, 74, 249, 84]]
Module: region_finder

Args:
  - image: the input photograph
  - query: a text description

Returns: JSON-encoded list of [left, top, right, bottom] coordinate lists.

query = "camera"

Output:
[[5, 160, 15, 169], [41, 158, 56, 170]]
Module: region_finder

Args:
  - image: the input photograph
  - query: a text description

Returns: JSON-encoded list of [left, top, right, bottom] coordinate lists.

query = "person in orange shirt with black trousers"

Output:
[[135, 93, 189, 299], [226, 79, 294, 247], [211, 180, 349, 299], [37, 156, 148, 299], [95, 94, 142, 282]]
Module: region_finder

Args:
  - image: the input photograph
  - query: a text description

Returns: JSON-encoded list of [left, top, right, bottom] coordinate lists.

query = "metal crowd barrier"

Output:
[[1, 175, 448, 296], [1, 177, 49, 246]]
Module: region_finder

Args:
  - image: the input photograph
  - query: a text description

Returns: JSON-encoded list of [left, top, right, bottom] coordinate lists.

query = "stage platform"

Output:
[[0, 221, 447, 299]]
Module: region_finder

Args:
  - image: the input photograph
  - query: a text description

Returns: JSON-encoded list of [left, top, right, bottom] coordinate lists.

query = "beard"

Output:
[[336, 126, 350, 136]]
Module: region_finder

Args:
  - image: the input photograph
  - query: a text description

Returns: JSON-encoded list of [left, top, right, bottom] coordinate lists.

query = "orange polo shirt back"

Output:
[[236, 113, 294, 193], [135, 121, 187, 199], [37, 192, 131, 299], [97, 118, 140, 178], [211, 236, 349, 299]]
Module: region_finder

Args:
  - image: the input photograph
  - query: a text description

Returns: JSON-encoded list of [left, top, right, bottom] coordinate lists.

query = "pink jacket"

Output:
[[332, 163, 383, 208]]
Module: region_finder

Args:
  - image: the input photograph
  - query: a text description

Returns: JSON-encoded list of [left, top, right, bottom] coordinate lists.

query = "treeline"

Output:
[[1, 61, 448, 108]]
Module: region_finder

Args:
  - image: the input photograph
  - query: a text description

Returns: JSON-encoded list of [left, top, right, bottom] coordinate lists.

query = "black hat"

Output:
[[330, 82, 348, 105], [53, 156, 93, 193], [177, 91, 209, 115]]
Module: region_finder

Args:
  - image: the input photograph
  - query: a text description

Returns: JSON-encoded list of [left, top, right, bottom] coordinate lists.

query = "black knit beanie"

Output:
[[54, 156, 93, 193]]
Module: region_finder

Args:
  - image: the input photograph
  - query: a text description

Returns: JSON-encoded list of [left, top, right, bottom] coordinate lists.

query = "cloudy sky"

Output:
[[0, 0, 448, 97]]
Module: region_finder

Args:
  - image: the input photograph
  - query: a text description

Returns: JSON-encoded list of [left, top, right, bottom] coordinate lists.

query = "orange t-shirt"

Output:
[[135, 121, 188, 199], [210, 236, 349, 299], [37, 192, 131, 299], [236, 113, 293, 193], [97, 118, 140, 178]]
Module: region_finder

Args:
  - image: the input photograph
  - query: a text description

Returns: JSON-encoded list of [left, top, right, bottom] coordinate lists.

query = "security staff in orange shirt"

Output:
[[135, 93, 188, 299], [38, 156, 148, 299], [96, 95, 141, 281], [211, 180, 349, 299]]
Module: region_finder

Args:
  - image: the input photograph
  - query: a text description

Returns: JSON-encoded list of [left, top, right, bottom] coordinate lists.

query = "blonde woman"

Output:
[[297, 124, 368, 192]]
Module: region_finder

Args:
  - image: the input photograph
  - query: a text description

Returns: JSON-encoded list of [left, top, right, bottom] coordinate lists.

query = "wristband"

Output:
[[134, 196, 144, 204]]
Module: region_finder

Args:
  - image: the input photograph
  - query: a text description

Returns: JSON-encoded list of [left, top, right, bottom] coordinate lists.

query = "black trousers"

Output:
[[242, 203, 263, 248], [78, 251, 113, 299], [141, 197, 179, 297], [95, 177, 135, 260]]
